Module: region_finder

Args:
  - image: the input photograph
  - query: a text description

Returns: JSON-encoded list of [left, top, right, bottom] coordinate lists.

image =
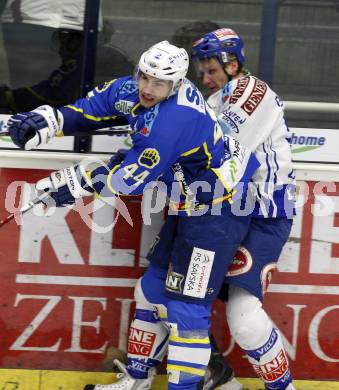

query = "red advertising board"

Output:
[[0, 168, 338, 379]]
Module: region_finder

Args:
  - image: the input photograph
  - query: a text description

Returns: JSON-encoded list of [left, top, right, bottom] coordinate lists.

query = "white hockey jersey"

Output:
[[1, 0, 102, 31], [208, 74, 295, 218]]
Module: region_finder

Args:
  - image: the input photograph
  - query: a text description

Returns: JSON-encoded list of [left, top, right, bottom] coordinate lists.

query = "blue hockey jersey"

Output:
[[59, 76, 259, 215]]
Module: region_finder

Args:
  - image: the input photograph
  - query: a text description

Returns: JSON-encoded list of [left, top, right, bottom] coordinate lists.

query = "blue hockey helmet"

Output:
[[191, 28, 245, 65]]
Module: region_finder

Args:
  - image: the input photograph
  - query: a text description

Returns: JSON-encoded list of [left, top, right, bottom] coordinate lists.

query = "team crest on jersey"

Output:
[[119, 79, 138, 94], [226, 246, 253, 277], [138, 148, 160, 168], [261, 263, 277, 295], [114, 99, 134, 114]]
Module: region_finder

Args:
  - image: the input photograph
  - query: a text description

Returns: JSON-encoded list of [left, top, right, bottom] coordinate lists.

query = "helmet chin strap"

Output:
[[223, 61, 243, 82], [224, 68, 234, 82]]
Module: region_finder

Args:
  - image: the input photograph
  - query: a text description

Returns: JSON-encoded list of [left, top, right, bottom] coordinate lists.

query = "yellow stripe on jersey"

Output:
[[169, 335, 210, 344], [180, 147, 200, 157], [65, 105, 117, 122], [167, 364, 205, 377], [131, 102, 141, 117], [202, 142, 212, 169], [211, 167, 233, 203], [94, 79, 116, 93], [106, 164, 121, 195]]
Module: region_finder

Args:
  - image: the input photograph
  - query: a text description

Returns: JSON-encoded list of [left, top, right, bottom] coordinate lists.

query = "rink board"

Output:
[[0, 146, 339, 382], [0, 369, 337, 390]]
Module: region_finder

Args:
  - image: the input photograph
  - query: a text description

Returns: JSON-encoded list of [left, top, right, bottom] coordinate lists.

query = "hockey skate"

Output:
[[84, 359, 156, 390], [199, 353, 243, 390]]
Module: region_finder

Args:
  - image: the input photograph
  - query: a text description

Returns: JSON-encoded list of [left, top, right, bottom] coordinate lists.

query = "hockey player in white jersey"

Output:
[[192, 29, 296, 390]]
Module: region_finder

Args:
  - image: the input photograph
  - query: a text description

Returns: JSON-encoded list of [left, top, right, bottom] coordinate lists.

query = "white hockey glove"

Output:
[[35, 164, 94, 207], [8, 105, 64, 150]]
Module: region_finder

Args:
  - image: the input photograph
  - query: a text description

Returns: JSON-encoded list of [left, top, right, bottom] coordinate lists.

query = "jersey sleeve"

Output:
[[217, 77, 284, 152], [58, 78, 129, 135], [94, 111, 187, 197]]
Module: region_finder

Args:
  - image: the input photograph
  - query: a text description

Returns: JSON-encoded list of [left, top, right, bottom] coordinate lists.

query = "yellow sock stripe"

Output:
[[167, 364, 205, 377], [158, 312, 167, 320], [169, 335, 210, 344]]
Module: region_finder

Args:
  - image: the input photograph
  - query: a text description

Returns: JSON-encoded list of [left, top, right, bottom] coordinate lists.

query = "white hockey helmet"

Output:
[[138, 40, 189, 95]]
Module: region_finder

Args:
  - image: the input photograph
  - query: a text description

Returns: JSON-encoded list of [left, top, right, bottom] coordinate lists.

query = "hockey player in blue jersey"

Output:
[[191, 29, 296, 390], [8, 41, 259, 390]]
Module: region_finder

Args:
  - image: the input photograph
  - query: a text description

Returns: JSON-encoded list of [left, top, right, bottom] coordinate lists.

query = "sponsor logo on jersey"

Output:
[[232, 139, 246, 163], [178, 84, 206, 114], [229, 76, 250, 105], [114, 99, 134, 114], [171, 163, 201, 211], [166, 270, 184, 293], [183, 247, 214, 298], [148, 235, 160, 255], [226, 246, 253, 277], [138, 148, 160, 168], [140, 127, 150, 136], [241, 79, 267, 115], [139, 105, 160, 137], [221, 107, 247, 134], [127, 327, 156, 357]]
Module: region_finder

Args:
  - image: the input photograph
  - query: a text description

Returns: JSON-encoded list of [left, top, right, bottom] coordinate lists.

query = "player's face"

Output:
[[138, 72, 172, 108], [198, 57, 228, 94]]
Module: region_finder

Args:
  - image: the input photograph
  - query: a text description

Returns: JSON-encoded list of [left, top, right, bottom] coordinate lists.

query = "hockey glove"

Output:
[[35, 164, 94, 208], [8, 105, 63, 150], [89, 149, 129, 195]]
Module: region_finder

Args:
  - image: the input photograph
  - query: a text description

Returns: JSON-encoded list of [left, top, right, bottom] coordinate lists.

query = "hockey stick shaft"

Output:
[[0, 126, 134, 138], [0, 193, 49, 228]]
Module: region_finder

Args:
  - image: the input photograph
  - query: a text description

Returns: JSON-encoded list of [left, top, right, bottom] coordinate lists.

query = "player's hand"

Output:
[[88, 149, 129, 195], [8, 105, 63, 150], [35, 165, 94, 208]]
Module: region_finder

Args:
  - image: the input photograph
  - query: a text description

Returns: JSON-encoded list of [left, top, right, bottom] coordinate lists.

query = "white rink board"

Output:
[[1, 113, 339, 162]]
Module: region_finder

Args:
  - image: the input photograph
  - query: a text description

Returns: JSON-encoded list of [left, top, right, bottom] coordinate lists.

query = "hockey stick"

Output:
[[0, 192, 50, 228], [0, 125, 134, 138]]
